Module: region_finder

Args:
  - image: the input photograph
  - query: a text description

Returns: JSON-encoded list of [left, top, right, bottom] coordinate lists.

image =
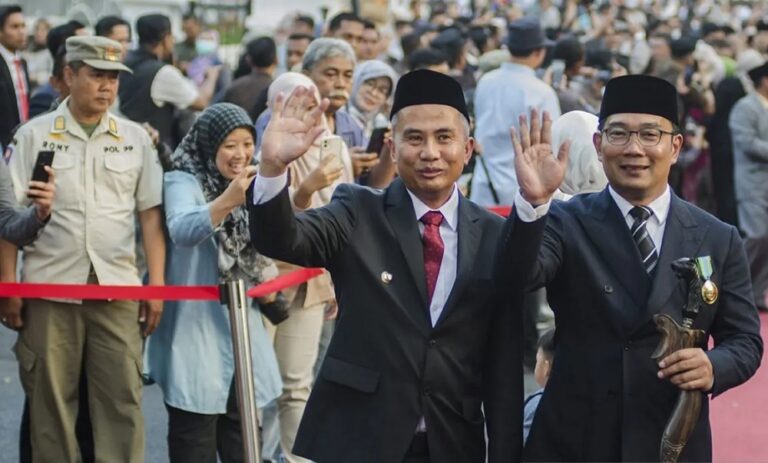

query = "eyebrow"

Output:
[[605, 121, 665, 129], [402, 127, 456, 135]]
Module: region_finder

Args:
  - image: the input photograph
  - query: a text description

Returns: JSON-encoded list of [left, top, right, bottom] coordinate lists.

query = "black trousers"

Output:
[[166, 380, 244, 463], [20, 368, 94, 463]]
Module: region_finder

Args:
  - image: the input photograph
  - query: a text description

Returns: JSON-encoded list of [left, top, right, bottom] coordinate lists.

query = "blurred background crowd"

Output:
[[3, 0, 768, 462]]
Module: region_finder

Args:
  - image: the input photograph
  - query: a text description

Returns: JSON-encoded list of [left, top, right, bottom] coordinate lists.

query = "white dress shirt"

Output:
[[0, 43, 26, 121], [608, 185, 671, 253], [406, 186, 459, 327]]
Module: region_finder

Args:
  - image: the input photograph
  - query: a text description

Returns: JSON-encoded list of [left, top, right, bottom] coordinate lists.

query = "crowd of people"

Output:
[[0, 1, 765, 462]]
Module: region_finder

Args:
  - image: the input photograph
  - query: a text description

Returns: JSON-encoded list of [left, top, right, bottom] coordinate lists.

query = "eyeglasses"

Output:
[[602, 127, 677, 147], [362, 80, 391, 97]]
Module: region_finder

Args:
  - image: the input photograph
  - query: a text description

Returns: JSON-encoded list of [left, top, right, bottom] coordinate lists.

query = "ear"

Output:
[[63, 65, 74, 88], [670, 132, 683, 165], [592, 131, 603, 163], [464, 137, 475, 165]]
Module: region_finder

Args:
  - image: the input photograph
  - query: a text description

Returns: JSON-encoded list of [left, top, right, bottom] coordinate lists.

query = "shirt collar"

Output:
[[0, 43, 19, 62], [55, 97, 118, 140], [500, 62, 536, 76], [608, 185, 671, 225], [407, 185, 460, 231]]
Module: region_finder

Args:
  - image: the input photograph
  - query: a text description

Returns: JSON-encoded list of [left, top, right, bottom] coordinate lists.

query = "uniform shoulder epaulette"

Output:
[[108, 117, 120, 139], [51, 115, 66, 133]]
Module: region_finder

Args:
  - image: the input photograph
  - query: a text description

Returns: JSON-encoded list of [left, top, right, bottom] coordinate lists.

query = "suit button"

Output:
[[429, 339, 437, 347], [423, 387, 432, 396]]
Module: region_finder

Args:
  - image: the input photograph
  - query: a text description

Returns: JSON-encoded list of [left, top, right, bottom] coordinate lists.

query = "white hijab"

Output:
[[551, 111, 608, 197]]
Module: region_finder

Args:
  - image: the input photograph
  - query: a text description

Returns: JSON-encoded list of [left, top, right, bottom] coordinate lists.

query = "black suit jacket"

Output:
[[506, 189, 763, 462], [249, 178, 535, 463], [0, 55, 27, 148]]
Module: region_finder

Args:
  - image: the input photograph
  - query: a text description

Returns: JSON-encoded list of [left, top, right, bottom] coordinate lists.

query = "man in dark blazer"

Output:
[[729, 61, 768, 312], [0, 5, 29, 148], [248, 70, 568, 462], [506, 75, 764, 461]]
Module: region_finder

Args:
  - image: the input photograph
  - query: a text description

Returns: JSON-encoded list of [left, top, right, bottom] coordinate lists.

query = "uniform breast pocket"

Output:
[[51, 153, 79, 207], [101, 154, 141, 204]]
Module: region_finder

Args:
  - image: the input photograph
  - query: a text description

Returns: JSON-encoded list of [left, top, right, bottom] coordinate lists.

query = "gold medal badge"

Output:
[[695, 256, 718, 304]]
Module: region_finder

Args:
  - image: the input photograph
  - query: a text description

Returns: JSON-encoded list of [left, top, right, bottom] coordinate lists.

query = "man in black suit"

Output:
[[0, 5, 28, 148], [507, 75, 763, 461], [248, 70, 568, 462]]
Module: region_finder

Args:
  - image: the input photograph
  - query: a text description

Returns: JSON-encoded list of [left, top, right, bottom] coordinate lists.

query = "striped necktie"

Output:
[[629, 206, 658, 273]]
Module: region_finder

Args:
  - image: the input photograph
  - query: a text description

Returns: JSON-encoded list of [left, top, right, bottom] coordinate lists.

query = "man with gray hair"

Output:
[[256, 38, 379, 179]]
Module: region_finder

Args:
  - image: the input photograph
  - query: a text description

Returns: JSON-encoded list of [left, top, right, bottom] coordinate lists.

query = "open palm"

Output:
[[511, 109, 570, 205], [261, 86, 329, 172]]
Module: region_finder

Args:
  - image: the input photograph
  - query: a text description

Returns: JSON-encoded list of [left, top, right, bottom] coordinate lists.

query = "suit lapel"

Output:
[[577, 189, 651, 312], [634, 195, 706, 331], [435, 195, 481, 327], [0, 58, 19, 122], [384, 180, 430, 325]]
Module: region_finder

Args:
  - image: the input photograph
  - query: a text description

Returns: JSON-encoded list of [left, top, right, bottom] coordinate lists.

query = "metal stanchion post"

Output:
[[221, 279, 262, 463]]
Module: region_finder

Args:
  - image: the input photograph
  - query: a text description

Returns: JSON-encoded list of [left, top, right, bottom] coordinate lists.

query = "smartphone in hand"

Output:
[[31, 150, 55, 183], [366, 127, 388, 156], [320, 135, 344, 165]]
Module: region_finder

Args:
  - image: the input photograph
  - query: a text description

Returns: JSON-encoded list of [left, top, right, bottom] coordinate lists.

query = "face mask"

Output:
[[196, 39, 217, 56]]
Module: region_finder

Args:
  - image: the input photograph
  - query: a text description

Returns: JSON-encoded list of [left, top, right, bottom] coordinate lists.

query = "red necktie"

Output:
[[13, 58, 28, 122], [420, 211, 445, 305]]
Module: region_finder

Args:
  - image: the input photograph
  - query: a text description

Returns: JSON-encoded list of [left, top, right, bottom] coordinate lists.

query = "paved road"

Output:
[[1, 325, 539, 462], [0, 327, 169, 462]]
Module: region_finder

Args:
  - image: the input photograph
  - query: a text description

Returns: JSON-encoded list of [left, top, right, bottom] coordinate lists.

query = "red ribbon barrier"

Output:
[[247, 268, 323, 298], [0, 283, 219, 300], [0, 268, 323, 301], [488, 206, 512, 217], [0, 205, 513, 301]]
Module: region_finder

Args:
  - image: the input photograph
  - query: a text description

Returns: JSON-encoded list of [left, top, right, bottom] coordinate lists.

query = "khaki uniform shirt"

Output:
[[7, 98, 163, 293]]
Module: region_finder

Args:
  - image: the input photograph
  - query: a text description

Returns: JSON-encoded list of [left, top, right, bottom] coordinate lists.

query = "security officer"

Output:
[[2, 36, 166, 463]]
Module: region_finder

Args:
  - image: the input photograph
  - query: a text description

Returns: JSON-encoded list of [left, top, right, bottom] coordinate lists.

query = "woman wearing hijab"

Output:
[[345, 60, 398, 138], [144, 103, 281, 463], [259, 72, 354, 463], [550, 110, 608, 198]]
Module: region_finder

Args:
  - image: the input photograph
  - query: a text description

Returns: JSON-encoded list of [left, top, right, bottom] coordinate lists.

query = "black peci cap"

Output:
[[599, 75, 679, 126], [389, 69, 469, 122]]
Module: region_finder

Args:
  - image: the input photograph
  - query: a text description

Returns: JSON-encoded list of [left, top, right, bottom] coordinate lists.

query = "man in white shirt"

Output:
[[470, 16, 560, 207], [247, 69, 564, 462], [118, 14, 220, 148]]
